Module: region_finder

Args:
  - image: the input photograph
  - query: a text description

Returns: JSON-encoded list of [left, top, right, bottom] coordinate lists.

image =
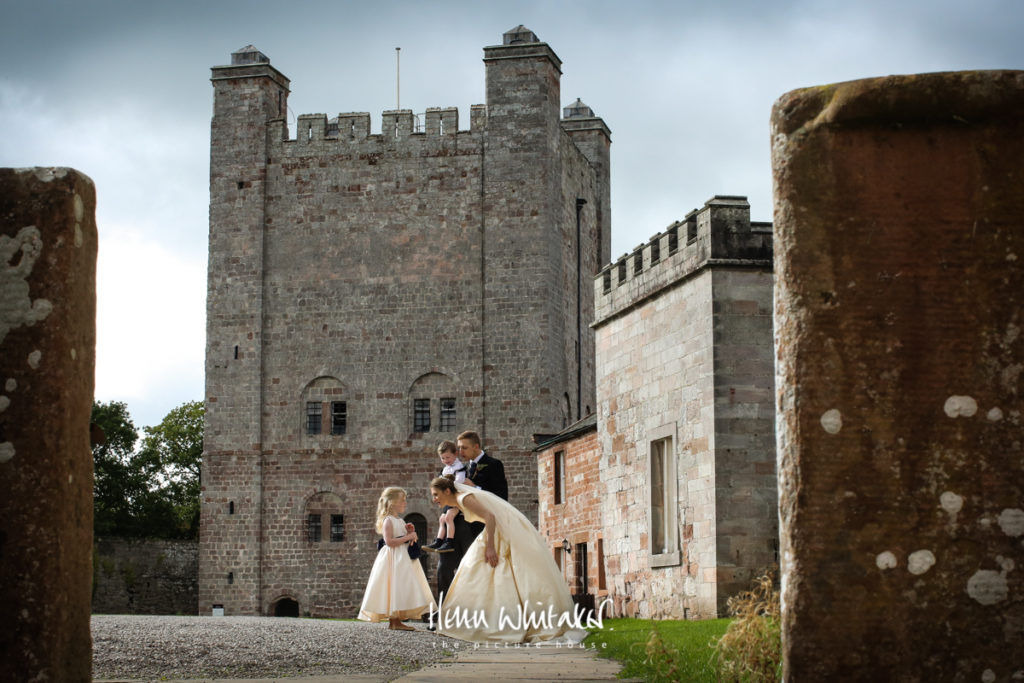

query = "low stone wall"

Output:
[[93, 537, 198, 615]]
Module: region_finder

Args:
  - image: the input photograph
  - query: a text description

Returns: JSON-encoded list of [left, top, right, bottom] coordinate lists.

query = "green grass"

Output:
[[586, 617, 731, 682]]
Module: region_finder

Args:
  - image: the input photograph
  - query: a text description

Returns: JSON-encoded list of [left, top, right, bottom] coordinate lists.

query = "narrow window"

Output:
[[330, 514, 344, 542], [617, 259, 626, 284], [668, 226, 679, 254], [602, 269, 611, 293], [596, 538, 607, 590], [306, 401, 322, 435], [228, 501, 234, 515], [651, 240, 660, 264], [574, 542, 588, 594], [307, 513, 322, 543], [331, 401, 347, 435], [687, 218, 698, 245], [633, 251, 643, 275], [650, 436, 677, 556], [439, 398, 456, 432], [413, 398, 431, 432], [227, 572, 234, 585], [554, 450, 565, 504]]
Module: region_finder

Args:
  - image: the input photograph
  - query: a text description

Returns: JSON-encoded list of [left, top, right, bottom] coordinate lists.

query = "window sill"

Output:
[[650, 551, 681, 568]]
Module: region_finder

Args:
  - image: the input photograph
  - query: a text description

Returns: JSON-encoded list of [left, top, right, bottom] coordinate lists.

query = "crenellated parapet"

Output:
[[273, 105, 487, 157], [594, 195, 772, 325]]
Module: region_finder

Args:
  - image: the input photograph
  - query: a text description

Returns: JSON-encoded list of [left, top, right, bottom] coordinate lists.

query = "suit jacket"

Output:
[[435, 511, 474, 599], [468, 452, 508, 501]]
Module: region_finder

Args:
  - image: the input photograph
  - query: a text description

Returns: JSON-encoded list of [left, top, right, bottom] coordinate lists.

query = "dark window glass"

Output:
[[414, 398, 430, 432], [331, 401, 347, 435], [307, 513, 322, 543], [330, 514, 344, 542], [306, 402, 322, 435], [439, 398, 456, 432]]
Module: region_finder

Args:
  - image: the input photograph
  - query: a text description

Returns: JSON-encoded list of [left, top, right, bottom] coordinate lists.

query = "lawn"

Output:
[[586, 617, 732, 682]]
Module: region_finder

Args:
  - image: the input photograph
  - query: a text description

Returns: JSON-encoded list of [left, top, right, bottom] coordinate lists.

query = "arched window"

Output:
[[301, 376, 348, 438], [305, 491, 345, 544], [408, 372, 458, 435]]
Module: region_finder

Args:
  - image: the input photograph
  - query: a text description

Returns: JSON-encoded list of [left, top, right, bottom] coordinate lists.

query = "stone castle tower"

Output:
[[200, 27, 611, 616]]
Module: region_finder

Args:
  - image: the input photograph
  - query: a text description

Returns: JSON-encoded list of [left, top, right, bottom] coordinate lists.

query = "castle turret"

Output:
[[562, 98, 612, 266], [202, 46, 290, 616]]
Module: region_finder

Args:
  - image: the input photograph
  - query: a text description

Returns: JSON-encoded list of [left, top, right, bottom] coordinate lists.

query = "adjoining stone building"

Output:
[[591, 196, 777, 619], [200, 27, 611, 617]]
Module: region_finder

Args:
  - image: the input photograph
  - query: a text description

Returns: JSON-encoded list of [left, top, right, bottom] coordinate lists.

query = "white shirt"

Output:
[[442, 459, 467, 484]]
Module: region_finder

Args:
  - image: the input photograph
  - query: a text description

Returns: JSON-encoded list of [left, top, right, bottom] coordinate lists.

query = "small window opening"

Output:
[[554, 450, 565, 504], [307, 123, 313, 141], [602, 270, 611, 293], [306, 402, 322, 435], [237, 181, 244, 190], [687, 219, 698, 245], [668, 226, 679, 254], [234, 345, 239, 360], [439, 398, 456, 432], [228, 501, 235, 515], [651, 241, 660, 264], [330, 514, 344, 542], [331, 401, 347, 435], [227, 572, 234, 585], [633, 252, 643, 275], [617, 260, 626, 283], [307, 513, 322, 543], [413, 398, 431, 432]]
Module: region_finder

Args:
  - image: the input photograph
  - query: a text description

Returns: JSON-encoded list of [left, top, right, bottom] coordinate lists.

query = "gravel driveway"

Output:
[[91, 615, 452, 681]]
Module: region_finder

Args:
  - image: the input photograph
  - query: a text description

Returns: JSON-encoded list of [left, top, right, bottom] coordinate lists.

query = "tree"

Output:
[[138, 400, 203, 538], [91, 400, 203, 539]]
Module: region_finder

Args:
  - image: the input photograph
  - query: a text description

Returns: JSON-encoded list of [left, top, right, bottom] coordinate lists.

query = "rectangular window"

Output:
[[554, 450, 565, 504], [633, 251, 643, 274], [330, 514, 344, 542], [413, 398, 431, 432], [602, 269, 611, 293], [649, 431, 680, 566], [596, 538, 607, 590], [668, 225, 679, 254], [306, 402, 322, 435], [574, 542, 588, 594], [687, 217, 698, 245], [617, 259, 627, 283], [307, 513, 322, 543], [439, 398, 456, 432], [331, 401, 347, 435], [651, 240, 660, 264]]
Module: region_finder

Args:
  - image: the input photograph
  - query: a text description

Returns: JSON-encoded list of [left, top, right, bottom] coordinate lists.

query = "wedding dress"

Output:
[[358, 516, 435, 621], [437, 483, 586, 643]]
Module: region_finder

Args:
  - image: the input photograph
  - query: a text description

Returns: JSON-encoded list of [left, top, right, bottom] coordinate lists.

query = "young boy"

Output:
[[423, 440, 465, 553]]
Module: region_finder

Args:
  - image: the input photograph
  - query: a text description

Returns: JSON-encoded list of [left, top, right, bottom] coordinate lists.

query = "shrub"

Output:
[[713, 569, 782, 682]]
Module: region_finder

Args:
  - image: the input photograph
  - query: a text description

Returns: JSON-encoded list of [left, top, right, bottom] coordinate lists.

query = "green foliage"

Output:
[[91, 400, 203, 539], [587, 617, 731, 682], [138, 400, 204, 537], [713, 571, 782, 682]]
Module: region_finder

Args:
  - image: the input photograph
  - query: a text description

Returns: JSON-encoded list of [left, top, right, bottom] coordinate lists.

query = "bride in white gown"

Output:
[[429, 476, 587, 644]]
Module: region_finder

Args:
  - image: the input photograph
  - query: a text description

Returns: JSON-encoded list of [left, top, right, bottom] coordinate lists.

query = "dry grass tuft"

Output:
[[713, 569, 782, 682]]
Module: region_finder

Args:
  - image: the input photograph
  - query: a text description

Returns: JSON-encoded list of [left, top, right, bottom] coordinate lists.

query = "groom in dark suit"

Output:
[[458, 430, 508, 501]]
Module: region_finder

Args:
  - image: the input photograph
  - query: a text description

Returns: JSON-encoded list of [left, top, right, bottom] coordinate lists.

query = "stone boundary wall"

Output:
[[93, 537, 198, 615]]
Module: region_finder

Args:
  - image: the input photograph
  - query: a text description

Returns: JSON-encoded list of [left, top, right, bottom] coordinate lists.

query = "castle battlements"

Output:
[[594, 195, 772, 325], [278, 105, 489, 152]]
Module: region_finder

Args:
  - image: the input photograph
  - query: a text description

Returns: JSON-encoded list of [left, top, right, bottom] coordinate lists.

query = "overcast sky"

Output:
[[1, 0, 1020, 430]]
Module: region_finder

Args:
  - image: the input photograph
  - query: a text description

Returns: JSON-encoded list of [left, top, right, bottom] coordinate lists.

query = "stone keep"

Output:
[[201, 27, 611, 617]]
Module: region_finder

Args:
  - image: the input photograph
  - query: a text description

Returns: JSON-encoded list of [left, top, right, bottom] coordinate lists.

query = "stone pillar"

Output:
[[0, 167, 97, 681], [771, 71, 1024, 680]]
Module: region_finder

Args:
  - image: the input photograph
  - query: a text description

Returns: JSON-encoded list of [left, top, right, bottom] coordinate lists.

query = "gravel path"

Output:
[[91, 615, 453, 681]]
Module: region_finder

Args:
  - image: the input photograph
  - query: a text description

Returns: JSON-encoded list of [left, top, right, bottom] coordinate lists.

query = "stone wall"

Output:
[[93, 538, 199, 615], [594, 196, 775, 619]]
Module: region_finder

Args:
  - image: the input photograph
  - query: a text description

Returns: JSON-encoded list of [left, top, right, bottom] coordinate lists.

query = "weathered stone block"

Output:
[[0, 167, 96, 682], [772, 71, 1024, 680]]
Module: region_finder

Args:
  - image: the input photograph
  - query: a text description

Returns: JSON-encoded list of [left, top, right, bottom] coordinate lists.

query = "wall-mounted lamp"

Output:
[[561, 538, 572, 554]]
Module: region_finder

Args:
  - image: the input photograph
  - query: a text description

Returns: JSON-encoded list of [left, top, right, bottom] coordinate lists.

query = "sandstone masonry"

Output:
[[201, 27, 610, 617], [592, 196, 776, 619]]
